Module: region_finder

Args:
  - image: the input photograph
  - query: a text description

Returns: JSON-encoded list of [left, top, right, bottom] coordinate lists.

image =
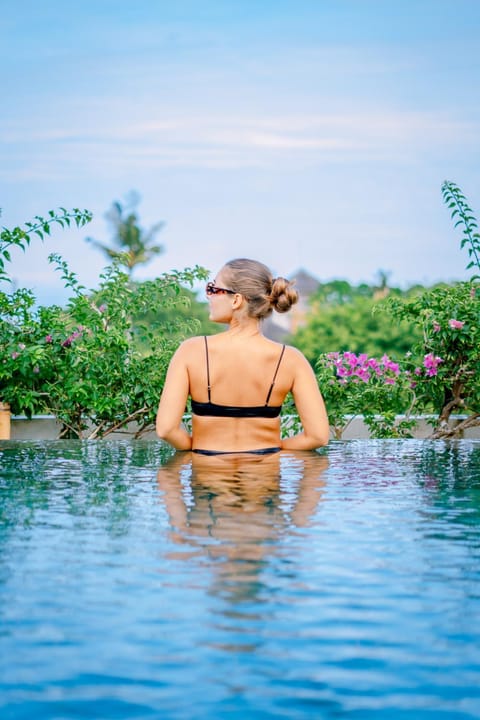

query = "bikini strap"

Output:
[[204, 336, 211, 402], [265, 344, 286, 405]]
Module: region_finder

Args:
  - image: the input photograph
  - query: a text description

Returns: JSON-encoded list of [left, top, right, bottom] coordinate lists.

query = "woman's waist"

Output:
[[191, 415, 281, 452]]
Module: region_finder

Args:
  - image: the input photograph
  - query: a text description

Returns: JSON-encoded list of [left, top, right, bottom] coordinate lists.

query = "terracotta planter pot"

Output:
[[0, 402, 11, 440]]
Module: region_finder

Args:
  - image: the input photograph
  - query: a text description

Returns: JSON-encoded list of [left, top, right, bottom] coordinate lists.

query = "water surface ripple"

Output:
[[0, 439, 479, 719]]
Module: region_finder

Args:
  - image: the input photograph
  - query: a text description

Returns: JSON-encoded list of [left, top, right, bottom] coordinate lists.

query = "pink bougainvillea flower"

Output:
[[344, 351, 359, 367], [367, 358, 381, 375], [45, 335, 53, 343], [424, 353, 443, 368], [433, 322, 441, 333], [448, 319, 465, 330], [382, 358, 400, 375], [423, 353, 443, 377], [354, 369, 371, 383]]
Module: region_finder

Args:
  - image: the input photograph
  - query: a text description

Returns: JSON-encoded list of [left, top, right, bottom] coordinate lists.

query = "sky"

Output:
[[1, 0, 480, 304]]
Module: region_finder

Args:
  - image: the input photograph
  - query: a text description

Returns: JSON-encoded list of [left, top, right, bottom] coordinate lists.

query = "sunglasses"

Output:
[[206, 282, 236, 296]]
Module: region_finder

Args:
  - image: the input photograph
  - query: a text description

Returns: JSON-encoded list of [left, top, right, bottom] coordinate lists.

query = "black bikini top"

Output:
[[191, 336, 286, 418]]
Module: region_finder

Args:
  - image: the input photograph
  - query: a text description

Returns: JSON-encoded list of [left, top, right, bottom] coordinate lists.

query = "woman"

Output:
[[156, 258, 329, 453]]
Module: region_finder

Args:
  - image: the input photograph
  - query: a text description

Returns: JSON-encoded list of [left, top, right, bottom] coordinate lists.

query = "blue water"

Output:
[[0, 439, 479, 719]]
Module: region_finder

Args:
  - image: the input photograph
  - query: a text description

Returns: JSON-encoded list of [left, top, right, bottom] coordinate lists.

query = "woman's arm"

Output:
[[156, 343, 192, 450], [281, 349, 330, 450]]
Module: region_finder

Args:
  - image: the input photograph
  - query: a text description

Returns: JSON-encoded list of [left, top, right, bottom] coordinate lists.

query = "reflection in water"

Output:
[[157, 451, 329, 603]]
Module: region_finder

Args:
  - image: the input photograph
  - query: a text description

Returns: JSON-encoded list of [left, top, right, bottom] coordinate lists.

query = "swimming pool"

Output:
[[1, 440, 479, 719]]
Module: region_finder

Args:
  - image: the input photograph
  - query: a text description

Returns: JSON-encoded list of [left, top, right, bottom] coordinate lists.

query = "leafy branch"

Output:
[[0, 207, 93, 280], [442, 181, 480, 278]]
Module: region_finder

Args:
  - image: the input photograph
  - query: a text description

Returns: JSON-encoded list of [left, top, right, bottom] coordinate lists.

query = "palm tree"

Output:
[[86, 192, 164, 276]]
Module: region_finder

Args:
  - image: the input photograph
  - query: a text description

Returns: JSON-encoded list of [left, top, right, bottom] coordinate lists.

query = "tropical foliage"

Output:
[[1, 207, 210, 437], [1, 181, 478, 440], [1, 207, 92, 282], [85, 192, 165, 276], [292, 292, 422, 364], [308, 181, 480, 439], [1, 255, 209, 438]]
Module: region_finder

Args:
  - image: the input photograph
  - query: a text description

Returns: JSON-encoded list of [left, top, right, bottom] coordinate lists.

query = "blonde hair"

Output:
[[223, 258, 298, 319]]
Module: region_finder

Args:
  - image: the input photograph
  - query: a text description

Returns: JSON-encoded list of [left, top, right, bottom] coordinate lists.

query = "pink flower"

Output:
[[448, 319, 465, 330], [381, 357, 400, 375], [354, 368, 371, 383], [433, 322, 441, 333], [367, 358, 382, 375], [11, 352, 19, 360], [414, 367, 422, 376], [33, 366, 40, 374], [62, 328, 83, 347], [423, 353, 443, 377], [344, 351, 359, 367], [384, 377, 396, 385], [45, 335, 53, 343], [424, 353, 443, 368]]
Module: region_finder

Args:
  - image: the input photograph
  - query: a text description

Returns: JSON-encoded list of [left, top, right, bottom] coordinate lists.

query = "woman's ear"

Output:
[[231, 292, 244, 310]]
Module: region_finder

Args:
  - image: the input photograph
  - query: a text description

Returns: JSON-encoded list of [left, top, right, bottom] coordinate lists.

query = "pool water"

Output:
[[1, 439, 479, 719]]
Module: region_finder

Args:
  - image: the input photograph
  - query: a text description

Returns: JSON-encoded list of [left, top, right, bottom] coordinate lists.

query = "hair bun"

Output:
[[270, 277, 298, 313]]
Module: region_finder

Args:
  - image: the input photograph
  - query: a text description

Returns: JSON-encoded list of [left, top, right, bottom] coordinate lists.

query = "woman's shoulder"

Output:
[[279, 343, 311, 367], [176, 333, 221, 355], [257, 339, 308, 367], [176, 335, 206, 353], [265, 339, 303, 356]]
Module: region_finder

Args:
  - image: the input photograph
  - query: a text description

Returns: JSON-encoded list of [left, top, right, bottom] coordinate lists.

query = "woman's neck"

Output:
[[227, 315, 262, 337]]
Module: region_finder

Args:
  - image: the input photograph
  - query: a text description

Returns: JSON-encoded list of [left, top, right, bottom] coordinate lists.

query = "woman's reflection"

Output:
[[157, 450, 329, 603]]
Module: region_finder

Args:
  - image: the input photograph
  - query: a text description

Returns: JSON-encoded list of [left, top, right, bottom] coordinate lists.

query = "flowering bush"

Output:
[[312, 181, 480, 439], [1, 207, 93, 421], [315, 351, 417, 438], [1, 207, 210, 437], [383, 181, 480, 437], [384, 281, 479, 436], [1, 255, 208, 437]]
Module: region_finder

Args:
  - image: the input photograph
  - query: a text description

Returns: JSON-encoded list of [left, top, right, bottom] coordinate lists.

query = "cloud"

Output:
[[1, 110, 476, 181]]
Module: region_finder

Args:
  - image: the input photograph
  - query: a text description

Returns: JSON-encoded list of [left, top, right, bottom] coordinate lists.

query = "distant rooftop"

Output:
[[289, 268, 321, 297]]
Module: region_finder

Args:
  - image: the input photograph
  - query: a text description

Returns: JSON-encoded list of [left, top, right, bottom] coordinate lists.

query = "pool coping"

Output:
[[5, 414, 480, 441]]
